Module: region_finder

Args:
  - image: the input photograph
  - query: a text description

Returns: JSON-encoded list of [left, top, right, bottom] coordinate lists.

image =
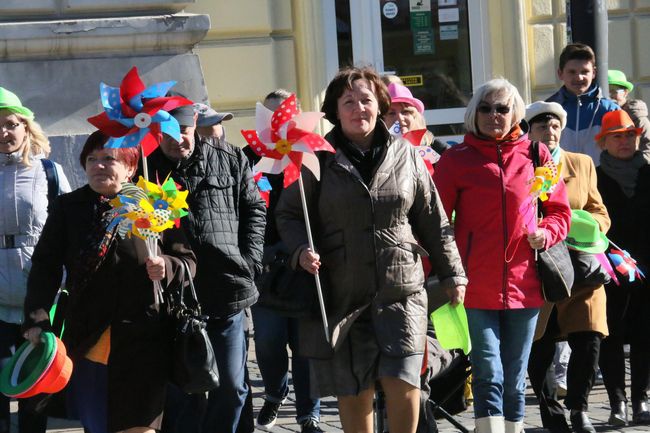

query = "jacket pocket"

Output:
[[373, 290, 428, 356], [196, 175, 236, 210]]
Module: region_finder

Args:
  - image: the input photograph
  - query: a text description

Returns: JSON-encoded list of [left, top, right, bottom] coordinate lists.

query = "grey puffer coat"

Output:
[[0, 152, 70, 323], [275, 125, 467, 358]]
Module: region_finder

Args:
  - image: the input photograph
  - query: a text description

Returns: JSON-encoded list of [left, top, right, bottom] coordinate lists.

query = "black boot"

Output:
[[569, 410, 596, 433], [632, 399, 650, 425], [608, 401, 628, 426]]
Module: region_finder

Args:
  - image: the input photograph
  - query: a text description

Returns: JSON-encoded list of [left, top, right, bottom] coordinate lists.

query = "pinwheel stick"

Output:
[[145, 237, 165, 306], [141, 148, 150, 183], [298, 174, 330, 344]]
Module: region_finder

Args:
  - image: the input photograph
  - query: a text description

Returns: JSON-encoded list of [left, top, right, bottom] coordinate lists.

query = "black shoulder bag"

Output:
[[168, 259, 220, 394], [531, 141, 574, 302]]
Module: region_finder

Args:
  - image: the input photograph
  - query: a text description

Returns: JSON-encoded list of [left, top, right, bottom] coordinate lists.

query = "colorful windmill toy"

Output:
[[608, 247, 645, 283], [87, 66, 193, 173], [241, 94, 335, 187]]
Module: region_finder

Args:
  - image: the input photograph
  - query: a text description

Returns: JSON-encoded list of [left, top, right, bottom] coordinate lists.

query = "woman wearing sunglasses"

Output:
[[434, 78, 571, 433]]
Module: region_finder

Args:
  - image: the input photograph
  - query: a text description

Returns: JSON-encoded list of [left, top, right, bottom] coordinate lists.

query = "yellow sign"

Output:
[[399, 75, 424, 87]]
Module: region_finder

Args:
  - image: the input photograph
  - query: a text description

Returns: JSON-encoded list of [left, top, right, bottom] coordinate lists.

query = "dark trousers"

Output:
[[528, 313, 601, 432], [599, 283, 650, 405]]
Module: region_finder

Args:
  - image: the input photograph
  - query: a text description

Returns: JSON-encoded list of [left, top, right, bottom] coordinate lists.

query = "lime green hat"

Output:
[[565, 209, 609, 254], [608, 70, 634, 92], [0, 87, 34, 119]]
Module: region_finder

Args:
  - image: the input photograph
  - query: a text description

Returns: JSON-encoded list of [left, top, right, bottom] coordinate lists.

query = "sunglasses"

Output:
[[477, 103, 511, 115]]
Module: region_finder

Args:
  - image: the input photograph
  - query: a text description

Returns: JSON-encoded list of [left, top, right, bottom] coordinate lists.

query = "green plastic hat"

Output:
[[608, 70, 634, 92], [0, 87, 34, 119], [0, 332, 57, 397], [430, 302, 471, 355], [565, 209, 609, 254]]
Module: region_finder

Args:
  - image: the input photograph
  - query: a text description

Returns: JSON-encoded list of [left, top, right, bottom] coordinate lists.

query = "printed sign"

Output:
[[440, 24, 459, 40], [383, 2, 399, 19], [410, 0, 432, 12], [438, 7, 460, 23], [398, 75, 424, 87]]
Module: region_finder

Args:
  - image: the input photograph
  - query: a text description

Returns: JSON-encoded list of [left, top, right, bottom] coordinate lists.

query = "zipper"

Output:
[[496, 144, 508, 309], [334, 161, 380, 298], [575, 97, 582, 153], [463, 232, 473, 271]]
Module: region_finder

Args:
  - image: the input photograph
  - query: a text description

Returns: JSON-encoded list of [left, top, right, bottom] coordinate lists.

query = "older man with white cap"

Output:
[[525, 101, 611, 433], [193, 102, 234, 141]]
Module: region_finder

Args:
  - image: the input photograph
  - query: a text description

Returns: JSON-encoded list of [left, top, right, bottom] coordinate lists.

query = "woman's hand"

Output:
[[23, 309, 49, 344], [146, 256, 166, 281], [527, 229, 546, 250], [446, 285, 466, 306], [299, 248, 321, 275]]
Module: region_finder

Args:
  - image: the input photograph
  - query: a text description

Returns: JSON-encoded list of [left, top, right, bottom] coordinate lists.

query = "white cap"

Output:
[[525, 101, 567, 130]]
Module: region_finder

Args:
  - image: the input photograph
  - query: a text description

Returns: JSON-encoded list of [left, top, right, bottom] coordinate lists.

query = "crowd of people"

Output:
[[0, 41, 648, 433]]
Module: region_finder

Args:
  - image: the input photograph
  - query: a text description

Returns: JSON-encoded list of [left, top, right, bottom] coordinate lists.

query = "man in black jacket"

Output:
[[144, 105, 266, 433]]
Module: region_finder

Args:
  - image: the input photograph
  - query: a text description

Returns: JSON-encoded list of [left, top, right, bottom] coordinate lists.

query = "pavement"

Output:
[[9, 340, 647, 433]]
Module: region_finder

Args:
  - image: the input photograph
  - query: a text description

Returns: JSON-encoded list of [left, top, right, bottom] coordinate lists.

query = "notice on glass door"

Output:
[[440, 24, 459, 40], [409, 0, 431, 12], [438, 7, 460, 23], [413, 29, 435, 55]]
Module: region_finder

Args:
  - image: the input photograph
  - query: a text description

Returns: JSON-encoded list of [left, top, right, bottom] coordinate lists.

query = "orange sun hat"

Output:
[[595, 110, 642, 141]]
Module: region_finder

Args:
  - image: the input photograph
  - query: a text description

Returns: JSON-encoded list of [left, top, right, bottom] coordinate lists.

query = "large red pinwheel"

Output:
[[87, 67, 193, 157], [241, 94, 334, 188]]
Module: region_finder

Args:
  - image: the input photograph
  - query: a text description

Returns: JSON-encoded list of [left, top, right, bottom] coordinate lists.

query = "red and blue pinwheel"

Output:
[[87, 67, 192, 157]]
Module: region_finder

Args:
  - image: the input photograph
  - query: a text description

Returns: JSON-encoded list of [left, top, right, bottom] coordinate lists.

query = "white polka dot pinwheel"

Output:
[[241, 93, 334, 344], [241, 94, 335, 188]]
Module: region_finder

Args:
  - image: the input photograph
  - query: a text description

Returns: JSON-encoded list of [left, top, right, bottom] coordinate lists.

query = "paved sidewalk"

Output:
[[10, 340, 646, 433]]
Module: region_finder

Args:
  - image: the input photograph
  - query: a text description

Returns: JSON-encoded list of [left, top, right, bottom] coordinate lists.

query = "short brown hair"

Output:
[[79, 130, 140, 171], [558, 43, 596, 71], [321, 66, 391, 125]]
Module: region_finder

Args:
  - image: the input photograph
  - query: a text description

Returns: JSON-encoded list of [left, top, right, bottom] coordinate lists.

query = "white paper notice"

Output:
[[409, 0, 431, 12], [438, 7, 460, 23]]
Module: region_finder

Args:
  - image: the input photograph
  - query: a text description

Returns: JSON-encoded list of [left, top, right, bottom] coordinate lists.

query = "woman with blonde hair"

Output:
[[0, 87, 70, 433]]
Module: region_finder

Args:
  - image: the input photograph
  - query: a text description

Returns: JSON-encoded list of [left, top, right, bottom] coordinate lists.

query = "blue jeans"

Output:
[[252, 305, 320, 423], [466, 308, 539, 422], [202, 310, 249, 433]]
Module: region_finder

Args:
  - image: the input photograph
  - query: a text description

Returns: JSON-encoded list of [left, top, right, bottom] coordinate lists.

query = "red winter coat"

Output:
[[433, 132, 571, 310]]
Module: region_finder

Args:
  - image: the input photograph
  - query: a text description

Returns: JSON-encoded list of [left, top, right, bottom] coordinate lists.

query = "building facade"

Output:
[[187, 0, 650, 146]]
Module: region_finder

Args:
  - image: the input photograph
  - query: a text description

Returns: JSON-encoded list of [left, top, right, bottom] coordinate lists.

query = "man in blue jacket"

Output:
[[547, 43, 619, 164]]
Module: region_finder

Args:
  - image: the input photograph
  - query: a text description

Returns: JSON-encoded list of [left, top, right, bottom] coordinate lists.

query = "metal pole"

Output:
[[567, 0, 609, 95]]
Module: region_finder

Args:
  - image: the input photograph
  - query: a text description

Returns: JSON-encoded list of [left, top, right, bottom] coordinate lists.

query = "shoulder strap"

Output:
[[531, 141, 540, 169], [40, 159, 60, 211]]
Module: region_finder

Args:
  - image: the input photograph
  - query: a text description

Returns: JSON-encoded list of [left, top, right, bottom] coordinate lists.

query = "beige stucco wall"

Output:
[[188, 0, 650, 146], [185, 0, 331, 147], [525, 0, 650, 103]]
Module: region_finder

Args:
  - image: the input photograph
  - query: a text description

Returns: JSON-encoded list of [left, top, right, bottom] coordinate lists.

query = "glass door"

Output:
[[330, 0, 490, 141]]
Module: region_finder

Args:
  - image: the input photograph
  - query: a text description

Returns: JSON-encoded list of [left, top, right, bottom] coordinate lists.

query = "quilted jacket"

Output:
[[144, 135, 266, 317], [275, 124, 467, 357]]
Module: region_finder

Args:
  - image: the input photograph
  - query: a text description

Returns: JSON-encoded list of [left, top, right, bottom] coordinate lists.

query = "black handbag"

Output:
[[531, 141, 574, 302], [168, 259, 220, 394], [570, 249, 611, 290], [256, 249, 317, 318]]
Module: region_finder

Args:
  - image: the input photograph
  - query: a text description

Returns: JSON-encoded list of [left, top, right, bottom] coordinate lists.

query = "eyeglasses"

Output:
[[0, 122, 23, 132], [477, 103, 511, 115]]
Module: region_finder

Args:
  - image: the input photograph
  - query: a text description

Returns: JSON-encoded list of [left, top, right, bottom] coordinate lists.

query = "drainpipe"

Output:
[[566, 0, 609, 95]]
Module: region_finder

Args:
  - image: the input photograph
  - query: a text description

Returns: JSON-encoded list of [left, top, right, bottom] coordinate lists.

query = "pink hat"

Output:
[[388, 83, 425, 114]]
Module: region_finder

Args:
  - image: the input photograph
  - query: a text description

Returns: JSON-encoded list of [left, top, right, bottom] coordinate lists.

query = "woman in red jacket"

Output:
[[434, 78, 571, 433]]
